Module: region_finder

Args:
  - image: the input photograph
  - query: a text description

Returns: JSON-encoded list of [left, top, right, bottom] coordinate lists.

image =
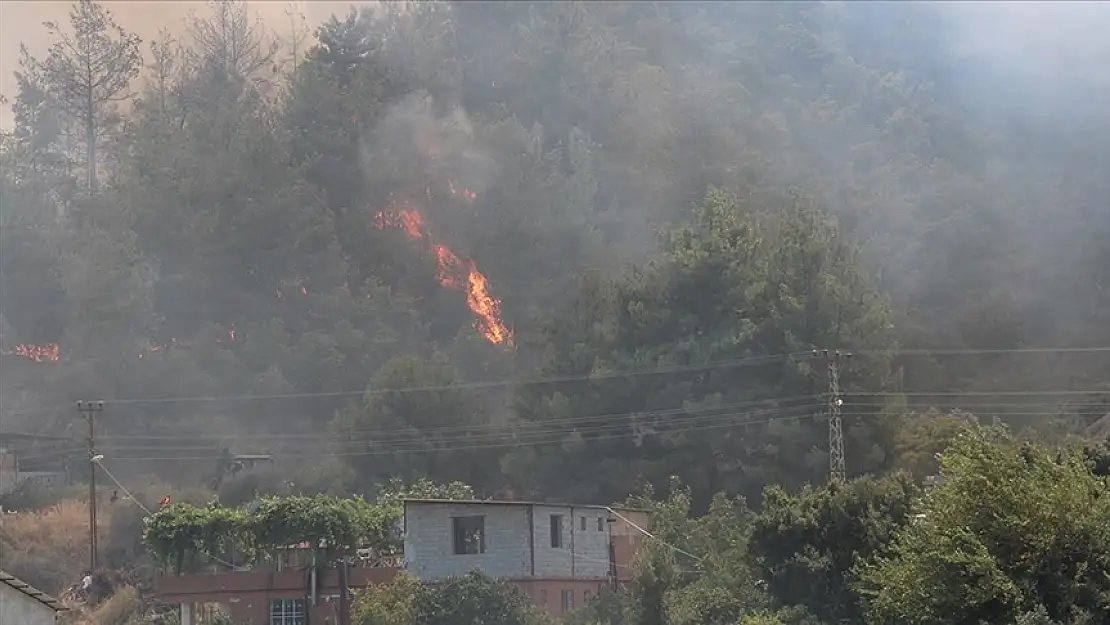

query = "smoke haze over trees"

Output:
[[1, 0, 1108, 525]]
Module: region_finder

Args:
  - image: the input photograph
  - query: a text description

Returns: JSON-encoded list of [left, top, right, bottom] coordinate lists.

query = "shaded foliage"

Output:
[[352, 571, 544, 625], [2, 3, 1110, 619]]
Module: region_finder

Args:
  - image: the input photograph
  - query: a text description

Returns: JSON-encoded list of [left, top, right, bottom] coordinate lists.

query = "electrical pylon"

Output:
[[813, 350, 850, 482]]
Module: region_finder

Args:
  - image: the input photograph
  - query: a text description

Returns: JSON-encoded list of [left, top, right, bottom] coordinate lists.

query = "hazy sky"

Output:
[[2, 1, 1108, 130], [0, 1, 363, 129]]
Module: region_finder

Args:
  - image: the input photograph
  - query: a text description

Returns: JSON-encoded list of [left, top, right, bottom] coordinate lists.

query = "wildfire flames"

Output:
[[2, 183, 512, 361], [1, 343, 62, 362], [375, 185, 513, 345]]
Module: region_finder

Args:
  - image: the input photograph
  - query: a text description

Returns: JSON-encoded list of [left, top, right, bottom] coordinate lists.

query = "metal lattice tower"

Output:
[[814, 350, 850, 482]]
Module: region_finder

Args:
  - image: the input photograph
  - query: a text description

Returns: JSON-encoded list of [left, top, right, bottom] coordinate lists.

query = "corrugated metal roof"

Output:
[[0, 569, 66, 612]]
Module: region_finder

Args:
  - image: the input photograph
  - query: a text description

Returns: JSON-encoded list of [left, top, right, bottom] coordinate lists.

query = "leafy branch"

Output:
[[143, 494, 381, 570], [142, 480, 475, 569]]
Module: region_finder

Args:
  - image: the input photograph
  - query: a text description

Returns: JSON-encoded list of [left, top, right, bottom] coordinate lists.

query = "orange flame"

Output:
[[375, 198, 513, 345], [8, 343, 61, 362]]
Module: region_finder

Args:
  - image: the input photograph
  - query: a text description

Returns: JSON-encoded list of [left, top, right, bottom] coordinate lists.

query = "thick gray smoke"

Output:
[[361, 90, 498, 198], [933, 2, 1110, 124]]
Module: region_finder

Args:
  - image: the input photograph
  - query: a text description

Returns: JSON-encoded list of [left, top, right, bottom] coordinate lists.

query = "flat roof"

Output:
[[403, 498, 651, 514], [0, 569, 65, 612], [0, 431, 71, 442]]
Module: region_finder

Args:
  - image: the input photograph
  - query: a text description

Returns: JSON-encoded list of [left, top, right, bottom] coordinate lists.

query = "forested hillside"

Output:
[[1, 0, 1108, 514]]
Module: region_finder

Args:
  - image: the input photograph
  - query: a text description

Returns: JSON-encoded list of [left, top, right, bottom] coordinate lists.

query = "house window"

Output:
[[452, 516, 486, 555], [584, 589, 592, 603], [597, 517, 605, 531], [580, 516, 587, 531], [550, 515, 564, 548], [270, 598, 305, 625], [539, 589, 548, 606], [561, 589, 575, 613]]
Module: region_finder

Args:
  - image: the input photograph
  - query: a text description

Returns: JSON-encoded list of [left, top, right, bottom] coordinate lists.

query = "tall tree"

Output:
[[24, 0, 141, 194], [859, 427, 1110, 624], [747, 473, 919, 623], [187, 0, 280, 84], [508, 188, 899, 507]]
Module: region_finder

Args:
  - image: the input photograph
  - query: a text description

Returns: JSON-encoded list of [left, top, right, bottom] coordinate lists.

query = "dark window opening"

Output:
[[453, 516, 485, 554], [550, 514, 564, 548], [597, 517, 605, 531], [561, 589, 575, 613], [580, 516, 587, 531], [270, 598, 305, 625]]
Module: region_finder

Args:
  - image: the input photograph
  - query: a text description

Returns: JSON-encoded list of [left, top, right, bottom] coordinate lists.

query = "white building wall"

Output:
[[0, 471, 16, 496], [404, 502, 532, 581], [532, 505, 612, 580], [0, 583, 56, 625]]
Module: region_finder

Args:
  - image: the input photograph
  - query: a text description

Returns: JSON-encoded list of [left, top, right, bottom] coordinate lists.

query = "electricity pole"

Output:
[[77, 400, 104, 572], [606, 517, 618, 592], [813, 350, 850, 482]]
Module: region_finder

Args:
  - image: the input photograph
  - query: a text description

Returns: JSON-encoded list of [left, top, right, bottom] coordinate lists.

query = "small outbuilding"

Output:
[[0, 569, 65, 625]]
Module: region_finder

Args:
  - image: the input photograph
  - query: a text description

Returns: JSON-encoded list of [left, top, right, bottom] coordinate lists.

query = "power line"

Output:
[[0, 352, 792, 416], [56, 407, 1108, 451], [95, 397, 1110, 439], [90, 404, 823, 452], [849, 390, 1110, 397], [855, 347, 1110, 356], [93, 459, 153, 517], [92, 459, 248, 571], [4, 346, 1108, 416], [14, 398, 1105, 453], [101, 394, 822, 440], [605, 506, 703, 566], [99, 352, 808, 406], [20, 407, 1105, 467], [170, 405, 821, 454], [75, 407, 826, 461], [11, 396, 1106, 462]]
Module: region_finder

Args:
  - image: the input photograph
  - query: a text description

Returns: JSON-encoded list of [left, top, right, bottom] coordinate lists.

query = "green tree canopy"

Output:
[[748, 472, 919, 623], [353, 571, 543, 625], [508, 188, 898, 506], [860, 427, 1110, 624]]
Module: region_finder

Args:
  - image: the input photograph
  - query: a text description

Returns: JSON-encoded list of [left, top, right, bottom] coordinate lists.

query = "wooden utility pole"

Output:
[[77, 400, 104, 572], [813, 350, 850, 482], [607, 517, 618, 591]]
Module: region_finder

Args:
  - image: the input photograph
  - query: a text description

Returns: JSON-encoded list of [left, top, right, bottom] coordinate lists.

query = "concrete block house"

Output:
[[155, 498, 650, 624], [403, 499, 650, 614]]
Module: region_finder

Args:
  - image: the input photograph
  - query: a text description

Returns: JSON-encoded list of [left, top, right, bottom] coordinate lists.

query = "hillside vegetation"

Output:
[[0, 1, 1108, 622]]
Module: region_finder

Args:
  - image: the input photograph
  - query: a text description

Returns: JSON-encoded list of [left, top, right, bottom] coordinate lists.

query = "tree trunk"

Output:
[[85, 90, 97, 194]]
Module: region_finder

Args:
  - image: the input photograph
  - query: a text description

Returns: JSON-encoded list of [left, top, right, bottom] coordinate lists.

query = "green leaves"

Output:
[[353, 571, 542, 625], [248, 494, 386, 557], [859, 428, 1110, 623], [141, 479, 478, 569], [512, 187, 898, 506], [141, 502, 250, 573], [603, 429, 1110, 625], [143, 493, 396, 568], [747, 472, 919, 623]]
